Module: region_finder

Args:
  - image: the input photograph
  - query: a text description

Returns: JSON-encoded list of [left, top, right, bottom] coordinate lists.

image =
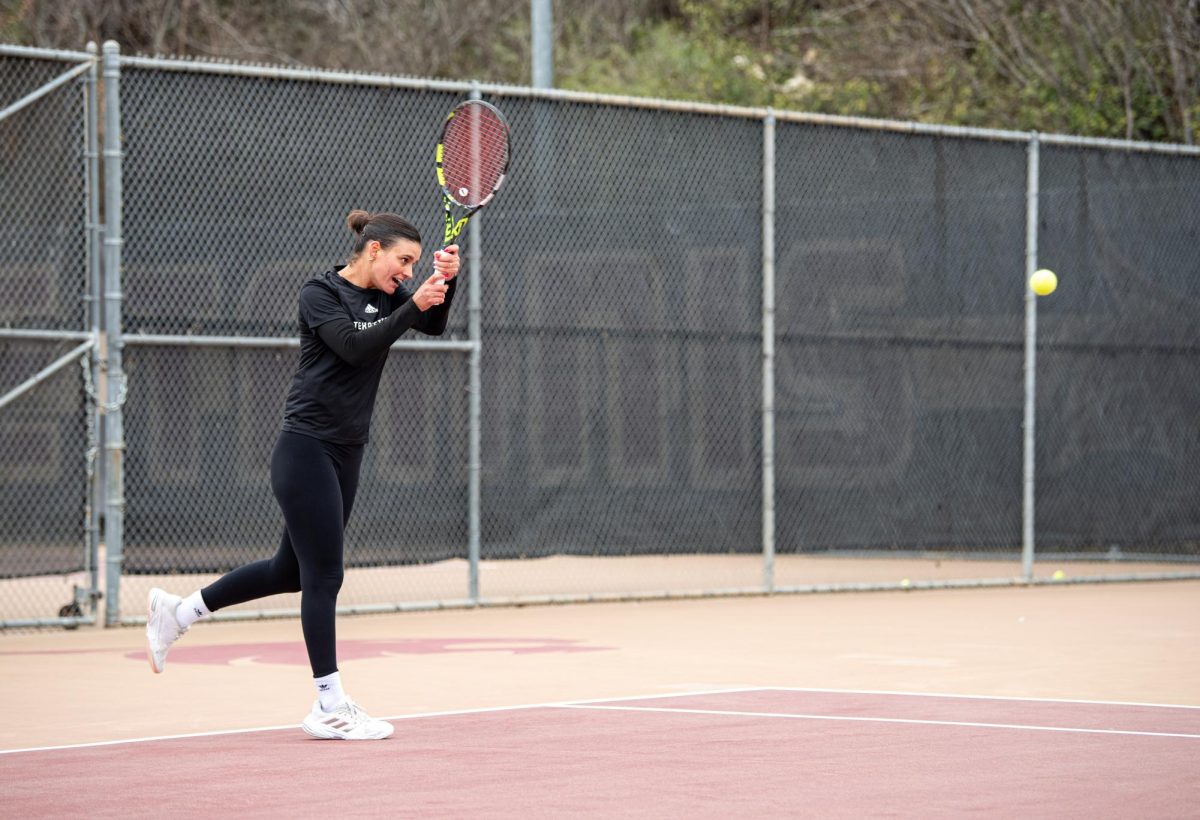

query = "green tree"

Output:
[[3, 0, 1196, 143]]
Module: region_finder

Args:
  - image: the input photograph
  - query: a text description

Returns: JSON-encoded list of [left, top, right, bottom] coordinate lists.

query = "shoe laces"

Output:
[[339, 699, 377, 726]]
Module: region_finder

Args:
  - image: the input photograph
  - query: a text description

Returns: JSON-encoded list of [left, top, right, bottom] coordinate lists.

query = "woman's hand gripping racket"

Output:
[[435, 99, 511, 279]]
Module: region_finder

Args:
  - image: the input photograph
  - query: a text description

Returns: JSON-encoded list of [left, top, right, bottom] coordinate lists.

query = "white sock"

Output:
[[175, 591, 211, 629], [315, 672, 346, 712]]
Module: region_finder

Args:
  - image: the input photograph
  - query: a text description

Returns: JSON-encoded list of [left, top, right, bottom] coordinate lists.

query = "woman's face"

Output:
[[369, 239, 422, 295]]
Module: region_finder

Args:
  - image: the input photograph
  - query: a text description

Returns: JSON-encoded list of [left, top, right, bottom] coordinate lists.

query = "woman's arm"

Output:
[[315, 301, 424, 366]]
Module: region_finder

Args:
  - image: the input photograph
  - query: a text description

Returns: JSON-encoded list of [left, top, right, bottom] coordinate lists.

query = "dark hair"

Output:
[[346, 210, 421, 257]]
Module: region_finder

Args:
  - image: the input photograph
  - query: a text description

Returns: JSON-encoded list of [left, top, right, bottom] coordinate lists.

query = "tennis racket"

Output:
[[436, 99, 511, 249]]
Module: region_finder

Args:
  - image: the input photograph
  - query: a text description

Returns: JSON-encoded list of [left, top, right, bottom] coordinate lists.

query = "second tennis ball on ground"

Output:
[[1031, 269, 1057, 296]]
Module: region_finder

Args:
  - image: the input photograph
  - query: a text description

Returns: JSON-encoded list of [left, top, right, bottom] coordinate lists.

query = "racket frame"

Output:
[[436, 99, 511, 248]]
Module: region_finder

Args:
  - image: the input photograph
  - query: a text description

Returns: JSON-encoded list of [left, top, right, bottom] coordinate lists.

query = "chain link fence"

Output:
[[1036, 145, 1200, 557], [477, 97, 765, 599], [0, 45, 100, 627], [1, 42, 1198, 628], [774, 126, 1028, 570]]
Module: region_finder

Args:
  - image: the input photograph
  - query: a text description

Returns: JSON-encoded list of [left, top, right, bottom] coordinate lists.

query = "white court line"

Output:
[[0, 722, 310, 756], [555, 704, 1200, 739], [565, 686, 1200, 711], [0, 687, 766, 757], [4, 686, 1195, 756], [755, 686, 1200, 711]]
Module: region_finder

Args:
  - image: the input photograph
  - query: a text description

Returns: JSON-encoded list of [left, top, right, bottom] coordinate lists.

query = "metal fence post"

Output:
[[84, 41, 105, 616], [762, 110, 777, 592], [531, 0, 553, 88], [1021, 133, 1040, 582], [467, 83, 483, 603], [101, 41, 126, 626]]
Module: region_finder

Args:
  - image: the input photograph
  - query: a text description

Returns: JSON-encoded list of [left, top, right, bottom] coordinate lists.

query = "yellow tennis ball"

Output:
[[1030, 269, 1057, 296], [1052, 570, 1065, 580]]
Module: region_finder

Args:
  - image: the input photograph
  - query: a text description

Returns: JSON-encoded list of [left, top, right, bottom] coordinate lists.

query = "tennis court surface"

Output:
[[2, 582, 1198, 817], [3, 688, 1197, 818]]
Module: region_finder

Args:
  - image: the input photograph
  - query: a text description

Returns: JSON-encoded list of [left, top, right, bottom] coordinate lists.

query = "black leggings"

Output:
[[202, 431, 364, 678]]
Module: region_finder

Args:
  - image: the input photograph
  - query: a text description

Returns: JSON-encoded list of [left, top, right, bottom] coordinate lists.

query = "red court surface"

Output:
[[2, 688, 1197, 818]]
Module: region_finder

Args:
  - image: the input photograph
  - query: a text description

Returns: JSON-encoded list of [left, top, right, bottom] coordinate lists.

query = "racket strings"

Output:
[[441, 106, 508, 207]]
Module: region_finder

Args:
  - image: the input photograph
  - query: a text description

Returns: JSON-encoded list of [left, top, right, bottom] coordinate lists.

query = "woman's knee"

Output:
[[303, 567, 344, 596], [268, 555, 302, 594]]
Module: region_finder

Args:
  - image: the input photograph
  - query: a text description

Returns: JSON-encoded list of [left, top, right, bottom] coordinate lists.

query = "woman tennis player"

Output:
[[146, 210, 459, 740]]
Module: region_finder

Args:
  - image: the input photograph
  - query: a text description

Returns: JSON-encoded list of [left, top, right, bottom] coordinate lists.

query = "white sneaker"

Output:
[[302, 698, 395, 740], [145, 587, 187, 674]]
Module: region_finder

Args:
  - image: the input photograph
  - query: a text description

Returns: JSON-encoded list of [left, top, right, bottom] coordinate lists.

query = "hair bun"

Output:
[[346, 209, 371, 234]]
